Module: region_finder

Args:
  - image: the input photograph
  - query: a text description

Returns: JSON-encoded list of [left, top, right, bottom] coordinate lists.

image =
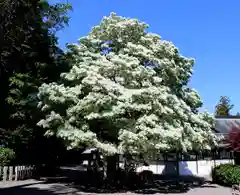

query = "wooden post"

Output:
[[15, 166, 18, 181], [18, 166, 20, 180], [29, 167, 32, 178], [23, 166, 26, 179], [30, 166, 33, 178], [19, 166, 22, 180], [20, 166, 23, 180], [22, 166, 26, 179], [0, 166, 2, 180], [26, 167, 28, 179], [3, 166, 8, 182], [27, 167, 30, 179], [31, 166, 34, 178], [196, 153, 199, 175], [9, 166, 13, 181], [22, 166, 24, 179]]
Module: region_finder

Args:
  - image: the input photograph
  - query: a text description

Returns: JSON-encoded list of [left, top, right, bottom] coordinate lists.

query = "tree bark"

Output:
[[102, 155, 119, 184], [106, 155, 118, 183]]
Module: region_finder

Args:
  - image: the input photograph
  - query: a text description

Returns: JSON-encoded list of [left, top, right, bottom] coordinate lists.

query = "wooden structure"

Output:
[[0, 166, 34, 182]]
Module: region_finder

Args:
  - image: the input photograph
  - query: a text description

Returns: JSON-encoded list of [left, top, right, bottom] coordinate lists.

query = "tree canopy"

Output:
[[38, 13, 219, 158], [0, 0, 72, 163], [215, 96, 234, 117]]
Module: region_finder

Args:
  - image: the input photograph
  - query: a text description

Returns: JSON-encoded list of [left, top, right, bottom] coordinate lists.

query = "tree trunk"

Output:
[[102, 155, 118, 184], [106, 155, 118, 183]]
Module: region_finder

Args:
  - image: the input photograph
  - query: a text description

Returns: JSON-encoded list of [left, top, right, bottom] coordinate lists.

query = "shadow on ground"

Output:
[[0, 175, 209, 195], [41, 174, 208, 194], [0, 182, 84, 195], [54, 165, 209, 194]]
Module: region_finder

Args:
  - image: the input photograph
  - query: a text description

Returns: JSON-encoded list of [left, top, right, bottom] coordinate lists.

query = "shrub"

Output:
[[0, 148, 15, 166], [212, 164, 240, 186], [225, 127, 240, 165]]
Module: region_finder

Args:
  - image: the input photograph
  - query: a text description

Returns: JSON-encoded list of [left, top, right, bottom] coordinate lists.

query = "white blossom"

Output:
[[37, 13, 219, 156]]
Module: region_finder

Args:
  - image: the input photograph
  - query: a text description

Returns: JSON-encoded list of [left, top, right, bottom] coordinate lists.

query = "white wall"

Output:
[[179, 161, 198, 175], [197, 160, 213, 176], [196, 159, 234, 177], [136, 164, 165, 174], [134, 159, 234, 177]]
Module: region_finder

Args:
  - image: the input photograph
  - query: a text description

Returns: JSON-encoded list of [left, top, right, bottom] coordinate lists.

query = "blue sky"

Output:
[[52, 0, 240, 114]]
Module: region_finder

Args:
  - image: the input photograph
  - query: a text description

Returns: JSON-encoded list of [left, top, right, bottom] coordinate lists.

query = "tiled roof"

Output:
[[215, 117, 240, 135], [82, 148, 97, 154]]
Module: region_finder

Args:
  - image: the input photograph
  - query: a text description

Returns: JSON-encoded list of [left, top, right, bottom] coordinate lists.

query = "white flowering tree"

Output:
[[37, 13, 218, 162]]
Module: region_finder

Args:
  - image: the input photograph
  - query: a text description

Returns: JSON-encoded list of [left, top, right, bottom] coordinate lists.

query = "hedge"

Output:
[[212, 164, 240, 186], [0, 148, 15, 166]]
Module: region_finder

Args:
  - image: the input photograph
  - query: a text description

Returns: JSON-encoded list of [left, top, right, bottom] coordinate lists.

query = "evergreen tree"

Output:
[[0, 0, 72, 164], [215, 96, 234, 117]]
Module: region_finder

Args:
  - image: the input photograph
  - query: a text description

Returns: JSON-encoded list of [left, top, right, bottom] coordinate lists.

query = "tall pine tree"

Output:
[[215, 96, 234, 117]]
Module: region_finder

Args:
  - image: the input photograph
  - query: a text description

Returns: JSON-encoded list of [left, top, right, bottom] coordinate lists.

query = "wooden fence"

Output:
[[0, 166, 35, 182]]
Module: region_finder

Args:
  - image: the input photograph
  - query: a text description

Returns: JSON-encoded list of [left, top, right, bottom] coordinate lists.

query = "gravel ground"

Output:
[[0, 179, 232, 195]]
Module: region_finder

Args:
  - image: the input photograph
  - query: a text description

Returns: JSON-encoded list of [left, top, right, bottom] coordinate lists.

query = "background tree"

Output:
[[215, 96, 234, 117], [226, 127, 240, 164], [37, 13, 219, 180], [0, 0, 72, 164]]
